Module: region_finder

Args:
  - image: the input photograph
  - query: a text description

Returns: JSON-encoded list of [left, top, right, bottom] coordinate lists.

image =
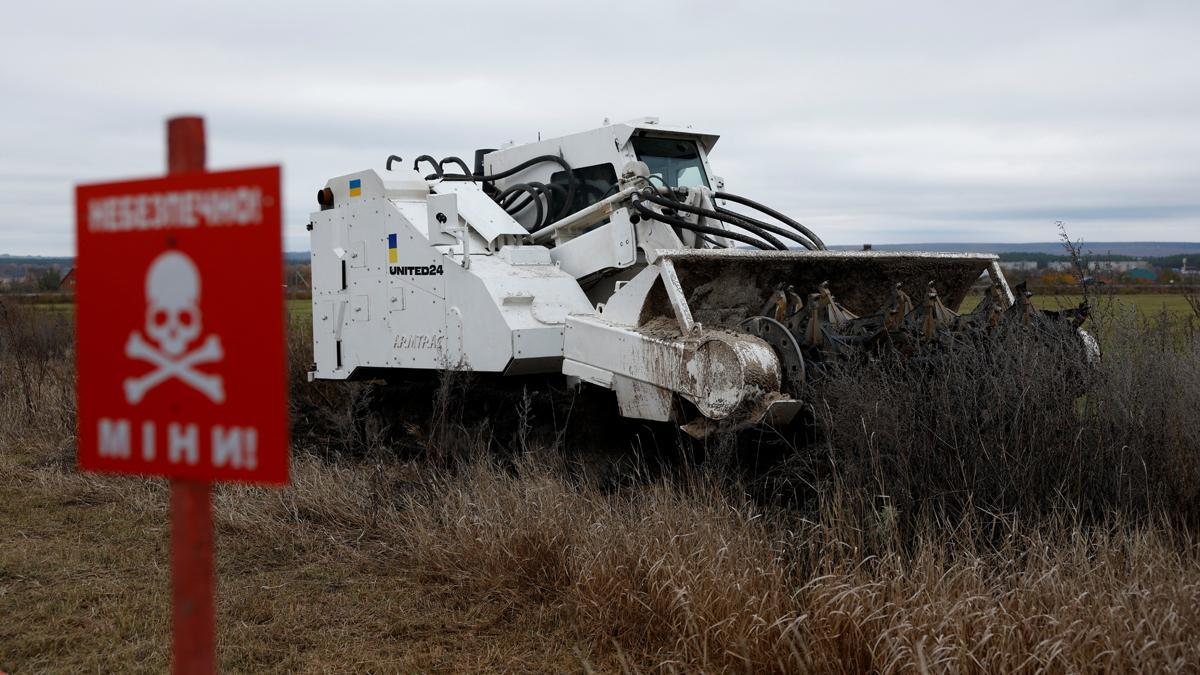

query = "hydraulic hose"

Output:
[[714, 191, 826, 250], [496, 184, 544, 232], [632, 200, 774, 250], [441, 154, 576, 222], [539, 181, 568, 206], [502, 182, 556, 230], [643, 181, 816, 249], [643, 174, 670, 191], [441, 154, 568, 182], [644, 194, 787, 250], [499, 188, 527, 210], [500, 181, 557, 212], [641, 181, 813, 248], [714, 205, 817, 250], [439, 156, 473, 178], [413, 155, 443, 179], [499, 183, 542, 216], [525, 181, 568, 221]]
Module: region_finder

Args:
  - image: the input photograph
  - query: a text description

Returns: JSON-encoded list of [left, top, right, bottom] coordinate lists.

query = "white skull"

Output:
[[145, 251, 202, 357]]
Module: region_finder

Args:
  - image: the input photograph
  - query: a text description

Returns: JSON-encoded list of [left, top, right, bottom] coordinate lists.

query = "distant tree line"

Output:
[[0, 264, 66, 293], [997, 251, 1194, 269]]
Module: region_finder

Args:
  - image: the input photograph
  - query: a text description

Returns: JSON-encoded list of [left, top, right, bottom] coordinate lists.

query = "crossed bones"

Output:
[[124, 332, 225, 404]]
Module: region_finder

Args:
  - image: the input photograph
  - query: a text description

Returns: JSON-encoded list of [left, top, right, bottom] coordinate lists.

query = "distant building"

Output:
[[1088, 260, 1150, 273], [1126, 268, 1157, 282], [998, 261, 1038, 272], [58, 267, 76, 293], [1045, 261, 1075, 272]]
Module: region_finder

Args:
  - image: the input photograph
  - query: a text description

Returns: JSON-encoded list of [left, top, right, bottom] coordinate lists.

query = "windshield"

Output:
[[631, 136, 710, 189]]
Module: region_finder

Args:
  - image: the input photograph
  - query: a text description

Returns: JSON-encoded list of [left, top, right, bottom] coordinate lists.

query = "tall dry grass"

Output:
[[208, 453, 1199, 673], [0, 301, 75, 465], [792, 298, 1200, 542], [3, 298, 1200, 671]]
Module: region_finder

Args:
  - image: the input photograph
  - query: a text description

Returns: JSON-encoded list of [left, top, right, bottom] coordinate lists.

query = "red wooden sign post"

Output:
[[75, 117, 288, 674], [168, 116, 216, 675]]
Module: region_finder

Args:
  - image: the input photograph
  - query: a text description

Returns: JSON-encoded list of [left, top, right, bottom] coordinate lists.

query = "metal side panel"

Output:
[[441, 259, 511, 373], [613, 376, 674, 422], [309, 210, 345, 293], [432, 181, 528, 244], [311, 300, 340, 376], [385, 209, 446, 299], [387, 278, 448, 369], [550, 219, 637, 280], [340, 311, 393, 369], [562, 359, 614, 388], [563, 314, 782, 421], [510, 326, 566, 373]]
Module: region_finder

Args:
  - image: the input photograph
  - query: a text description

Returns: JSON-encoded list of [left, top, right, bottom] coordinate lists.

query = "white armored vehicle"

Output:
[[308, 118, 1083, 436]]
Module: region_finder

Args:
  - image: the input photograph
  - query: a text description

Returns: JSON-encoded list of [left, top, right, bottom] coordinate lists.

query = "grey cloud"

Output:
[[1, 0, 1198, 254]]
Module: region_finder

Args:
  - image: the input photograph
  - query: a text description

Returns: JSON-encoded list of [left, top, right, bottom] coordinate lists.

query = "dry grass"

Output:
[[3, 299, 1200, 672], [355, 460, 1200, 673], [797, 301, 1200, 533]]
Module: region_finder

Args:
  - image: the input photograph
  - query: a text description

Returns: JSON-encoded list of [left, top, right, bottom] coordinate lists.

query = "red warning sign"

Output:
[[75, 166, 288, 484]]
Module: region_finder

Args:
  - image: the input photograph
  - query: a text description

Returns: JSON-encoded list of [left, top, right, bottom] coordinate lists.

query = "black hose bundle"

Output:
[[713, 205, 818, 250], [385, 152, 578, 231], [714, 191, 826, 250], [496, 184, 544, 231], [519, 184, 570, 230], [386, 151, 822, 247], [438, 156, 472, 178], [413, 155, 443, 179], [637, 179, 814, 250], [632, 199, 775, 250], [494, 182, 573, 231], [440, 154, 577, 228], [643, 194, 788, 250]]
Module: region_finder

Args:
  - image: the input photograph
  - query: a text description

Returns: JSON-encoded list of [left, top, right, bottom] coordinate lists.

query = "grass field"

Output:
[[287, 297, 311, 315], [3, 293, 1200, 672], [0, 453, 588, 672], [959, 291, 1195, 316]]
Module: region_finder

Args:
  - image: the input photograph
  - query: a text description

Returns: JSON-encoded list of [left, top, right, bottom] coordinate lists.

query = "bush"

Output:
[[792, 303, 1199, 540]]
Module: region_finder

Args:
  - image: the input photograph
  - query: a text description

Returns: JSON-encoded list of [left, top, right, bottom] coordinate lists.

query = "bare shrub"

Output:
[[0, 301, 76, 464], [284, 317, 390, 458], [800, 313, 1200, 540]]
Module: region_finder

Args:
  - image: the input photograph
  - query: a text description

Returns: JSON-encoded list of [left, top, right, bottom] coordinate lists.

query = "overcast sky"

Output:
[[2, 1, 1197, 255]]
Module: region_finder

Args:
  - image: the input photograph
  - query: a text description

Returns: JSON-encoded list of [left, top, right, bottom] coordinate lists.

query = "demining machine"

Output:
[[307, 118, 1096, 437]]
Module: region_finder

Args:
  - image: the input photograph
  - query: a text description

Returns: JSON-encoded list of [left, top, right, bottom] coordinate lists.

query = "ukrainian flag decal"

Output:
[[349, 178, 362, 197], [388, 233, 398, 263]]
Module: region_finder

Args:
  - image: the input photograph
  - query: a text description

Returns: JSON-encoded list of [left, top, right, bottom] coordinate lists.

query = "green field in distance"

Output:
[[958, 292, 1194, 317]]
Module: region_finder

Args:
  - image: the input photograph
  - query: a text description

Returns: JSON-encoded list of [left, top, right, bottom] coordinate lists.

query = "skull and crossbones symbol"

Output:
[[124, 251, 225, 404]]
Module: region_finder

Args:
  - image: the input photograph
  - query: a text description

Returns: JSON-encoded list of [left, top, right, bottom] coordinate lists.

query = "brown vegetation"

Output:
[[2, 299, 1200, 672]]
